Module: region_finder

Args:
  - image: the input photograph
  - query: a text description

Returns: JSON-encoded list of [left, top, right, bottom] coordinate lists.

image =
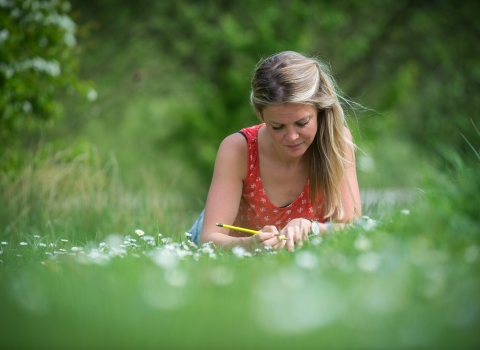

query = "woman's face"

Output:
[[261, 103, 318, 159]]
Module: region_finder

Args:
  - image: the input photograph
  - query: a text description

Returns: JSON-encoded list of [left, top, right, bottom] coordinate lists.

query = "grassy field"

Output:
[[1, 142, 479, 349]]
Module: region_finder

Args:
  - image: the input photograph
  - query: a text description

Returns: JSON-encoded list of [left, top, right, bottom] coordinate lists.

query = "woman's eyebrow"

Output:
[[297, 116, 312, 122], [269, 116, 312, 124]]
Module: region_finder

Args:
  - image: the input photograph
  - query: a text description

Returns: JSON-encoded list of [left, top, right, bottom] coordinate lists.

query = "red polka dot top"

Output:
[[230, 124, 325, 236]]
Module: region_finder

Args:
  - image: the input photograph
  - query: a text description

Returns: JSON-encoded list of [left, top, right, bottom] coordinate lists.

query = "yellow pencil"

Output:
[[215, 223, 288, 240], [216, 223, 260, 235]]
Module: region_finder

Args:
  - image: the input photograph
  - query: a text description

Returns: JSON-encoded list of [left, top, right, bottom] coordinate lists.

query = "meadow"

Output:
[[0, 140, 479, 349], [1, 1, 480, 348]]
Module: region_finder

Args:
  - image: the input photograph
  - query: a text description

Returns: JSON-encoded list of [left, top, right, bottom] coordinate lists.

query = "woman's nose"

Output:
[[285, 128, 299, 141]]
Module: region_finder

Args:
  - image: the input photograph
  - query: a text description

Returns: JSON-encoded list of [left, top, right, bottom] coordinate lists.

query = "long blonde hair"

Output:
[[250, 51, 351, 219]]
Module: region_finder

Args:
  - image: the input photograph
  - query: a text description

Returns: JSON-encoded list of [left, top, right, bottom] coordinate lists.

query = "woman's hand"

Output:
[[250, 225, 283, 250], [280, 218, 311, 251]]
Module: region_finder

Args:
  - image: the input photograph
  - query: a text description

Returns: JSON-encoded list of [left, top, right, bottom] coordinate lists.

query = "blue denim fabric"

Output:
[[187, 209, 204, 245]]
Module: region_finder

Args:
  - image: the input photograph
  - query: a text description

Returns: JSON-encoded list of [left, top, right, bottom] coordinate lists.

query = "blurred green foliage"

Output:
[[2, 0, 480, 199], [0, 0, 90, 171], [53, 0, 479, 195]]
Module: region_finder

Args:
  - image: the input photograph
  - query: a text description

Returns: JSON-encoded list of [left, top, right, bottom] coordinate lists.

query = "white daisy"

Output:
[[232, 246, 246, 259]]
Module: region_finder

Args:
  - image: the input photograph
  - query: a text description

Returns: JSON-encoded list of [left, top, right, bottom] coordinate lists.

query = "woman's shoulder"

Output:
[[219, 123, 263, 154], [240, 123, 264, 140], [215, 132, 249, 181], [221, 132, 248, 149], [217, 132, 248, 162]]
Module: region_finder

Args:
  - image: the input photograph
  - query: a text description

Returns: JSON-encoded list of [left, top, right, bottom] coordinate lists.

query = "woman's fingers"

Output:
[[282, 226, 295, 251], [282, 224, 309, 251], [255, 227, 281, 249], [255, 223, 311, 251]]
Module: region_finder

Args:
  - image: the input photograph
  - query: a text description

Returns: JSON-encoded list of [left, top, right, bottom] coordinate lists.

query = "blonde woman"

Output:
[[188, 51, 361, 251]]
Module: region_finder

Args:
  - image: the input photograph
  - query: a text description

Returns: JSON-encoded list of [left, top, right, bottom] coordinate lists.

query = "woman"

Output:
[[188, 51, 361, 251]]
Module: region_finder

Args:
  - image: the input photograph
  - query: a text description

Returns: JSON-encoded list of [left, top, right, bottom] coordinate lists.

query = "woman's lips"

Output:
[[285, 143, 301, 149]]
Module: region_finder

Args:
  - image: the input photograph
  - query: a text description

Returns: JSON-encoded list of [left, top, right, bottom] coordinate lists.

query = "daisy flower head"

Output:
[[202, 246, 214, 254], [61, 239, 68, 243], [20, 242, 28, 246], [232, 246, 246, 259], [135, 229, 145, 236]]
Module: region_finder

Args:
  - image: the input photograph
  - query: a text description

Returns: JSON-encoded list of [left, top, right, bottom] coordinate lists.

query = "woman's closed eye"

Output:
[[296, 120, 310, 127], [271, 119, 310, 131]]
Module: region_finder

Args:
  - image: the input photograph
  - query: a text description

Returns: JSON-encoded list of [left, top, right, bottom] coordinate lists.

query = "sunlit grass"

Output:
[[0, 141, 479, 349], [1, 214, 478, 349], [0, 140, 192, 245]]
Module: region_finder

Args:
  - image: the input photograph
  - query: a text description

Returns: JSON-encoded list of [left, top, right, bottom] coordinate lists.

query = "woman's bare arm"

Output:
[[200, 133, 279, 250]]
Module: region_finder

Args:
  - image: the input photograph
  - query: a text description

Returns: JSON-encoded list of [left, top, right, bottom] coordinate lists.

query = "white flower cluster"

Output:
[[1, 0, 76, 47], [0, 57, 61, 78], [354, 216, 379, 231]]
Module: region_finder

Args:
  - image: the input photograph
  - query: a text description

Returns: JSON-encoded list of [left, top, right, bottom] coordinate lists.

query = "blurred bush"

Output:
[[0, 0, 90, 172], [61, 0, 480, 190]]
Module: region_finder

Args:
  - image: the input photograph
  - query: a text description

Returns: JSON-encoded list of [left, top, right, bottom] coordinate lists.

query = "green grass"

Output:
[[0, 142, 479, 349]]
